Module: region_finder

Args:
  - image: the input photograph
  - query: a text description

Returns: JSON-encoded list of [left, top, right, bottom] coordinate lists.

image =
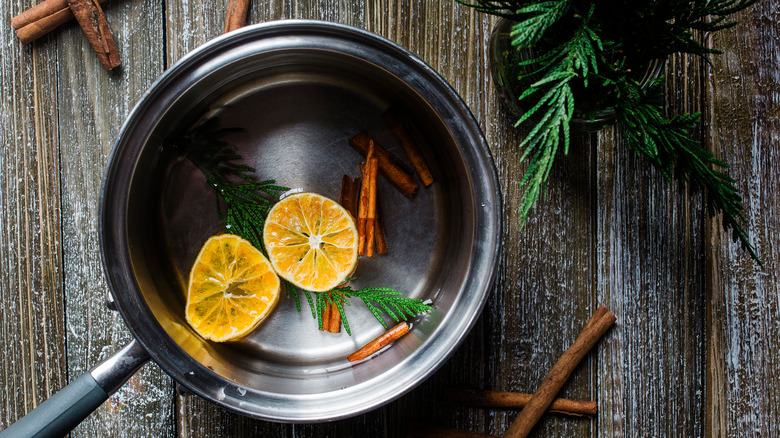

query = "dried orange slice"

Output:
[[185, 234, 280, 342], [263, 192, 358, 292]]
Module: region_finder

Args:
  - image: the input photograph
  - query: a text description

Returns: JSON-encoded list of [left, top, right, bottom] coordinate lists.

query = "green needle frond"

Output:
[[287, 278, 432, 336], [615, 77, 760, 264], [512, 15, 601, 227], [458, 0, 759, 263], [166, 118, 288, 253]]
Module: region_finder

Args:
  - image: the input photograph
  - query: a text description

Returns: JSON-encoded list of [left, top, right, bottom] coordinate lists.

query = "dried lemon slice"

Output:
[[185, 234, 280, 342], [263, 192, 358, 292]]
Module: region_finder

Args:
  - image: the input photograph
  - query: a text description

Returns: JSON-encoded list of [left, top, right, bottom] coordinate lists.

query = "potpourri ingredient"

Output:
[[348, 321, 410, 362], [384, 110, 434, 186], [350, 131, 418, 198], [263, 192, 359, 292], [458, 0, 760, 263], [173, 118, 432, 341], [185, 234, 281, 342]]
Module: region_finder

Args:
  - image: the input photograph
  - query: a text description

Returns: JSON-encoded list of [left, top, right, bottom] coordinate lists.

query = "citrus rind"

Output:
[[185, 234, 281, 342], [263, 192, 359, 292]]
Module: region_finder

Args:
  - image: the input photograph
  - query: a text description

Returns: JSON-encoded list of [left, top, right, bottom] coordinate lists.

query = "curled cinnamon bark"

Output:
[[320, 294, 332, 332], [319, 292, 341, 334], [68, 0, 120, 70], [347, 322, 409, 362], [443, 389, 597, 417], [12, 0, 107, 45], [504, 306, 616, 438], [349, 132, 418, 198], [384, 111, 434, 186], [327, 300, 341, 333], [357, 144, 375, 256], [224, 0, 250, 33], [375, 204, 388, 254], [320, 176, 367, 335], [365, 155, 379, 257]]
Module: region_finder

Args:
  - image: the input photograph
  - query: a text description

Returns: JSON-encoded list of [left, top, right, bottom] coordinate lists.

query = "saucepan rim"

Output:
[[99, 19, 502, 422]]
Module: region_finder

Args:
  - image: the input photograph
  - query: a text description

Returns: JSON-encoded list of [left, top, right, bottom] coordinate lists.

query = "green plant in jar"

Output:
[[458, 0, 760, 263]]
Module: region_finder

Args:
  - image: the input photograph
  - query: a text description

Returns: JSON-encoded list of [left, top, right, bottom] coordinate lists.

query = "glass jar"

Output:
[[488, 18, 663, 133]]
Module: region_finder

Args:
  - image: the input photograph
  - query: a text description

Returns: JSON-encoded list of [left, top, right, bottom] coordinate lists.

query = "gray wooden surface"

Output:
[[1, 1, 778, 437]]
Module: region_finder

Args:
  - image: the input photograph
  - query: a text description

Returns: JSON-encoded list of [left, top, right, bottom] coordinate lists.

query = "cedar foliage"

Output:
[[289, 279, 432, 336], [167, 118, 286, 253], [459, 0, 760, 263], [168, 120, 432, 334]]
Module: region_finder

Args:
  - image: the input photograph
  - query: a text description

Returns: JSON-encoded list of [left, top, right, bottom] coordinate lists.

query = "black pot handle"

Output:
[[0, 340, 150, 438]]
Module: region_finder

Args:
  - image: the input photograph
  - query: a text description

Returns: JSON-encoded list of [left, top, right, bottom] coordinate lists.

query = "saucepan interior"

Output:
[[101, 21, 500, 422]]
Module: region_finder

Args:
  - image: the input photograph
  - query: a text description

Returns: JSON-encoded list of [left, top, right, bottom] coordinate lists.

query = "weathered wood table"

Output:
[[2, 1, 778, 437]]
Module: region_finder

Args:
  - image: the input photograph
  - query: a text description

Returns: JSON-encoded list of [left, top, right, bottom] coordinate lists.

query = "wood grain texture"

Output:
[[705, 2, 780, 436], [595, 50, 707, 436], [2, 0, 780, 437], [0, 1, 65, 430], [477, 16, 596, 438], [56, 0, 175, 436], [486, 129, 596, 438]]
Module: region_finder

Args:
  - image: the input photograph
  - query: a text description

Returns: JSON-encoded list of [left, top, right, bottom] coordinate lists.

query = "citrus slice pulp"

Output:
[[263, 192, 358, 292], [185, 234, 281, 342]]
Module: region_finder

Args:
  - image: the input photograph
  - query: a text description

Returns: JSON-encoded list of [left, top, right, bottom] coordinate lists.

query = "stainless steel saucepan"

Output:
[[1, 20, 501, 437]]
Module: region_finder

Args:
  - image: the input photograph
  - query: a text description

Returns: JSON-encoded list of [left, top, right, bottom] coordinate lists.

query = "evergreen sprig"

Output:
[[510, 1, 571, 47], [167, 118, 287, 251], [288, 279, 432, 336], [458, 0, 760, 263], [168, 120, 432, 334], [513, 11, 601, 220], [614, 77, 760, 263]]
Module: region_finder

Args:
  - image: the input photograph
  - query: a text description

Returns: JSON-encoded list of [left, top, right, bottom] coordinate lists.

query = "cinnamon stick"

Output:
[[357, 165, 366, 255], [348, 321, 410, 362], [68, 0, 120, 71], [443, 389, 597, 417], [224, 0, 250, 33], [320, 295, 332, 332], [357, 143, 374, 256], [321, 176, 363, 335], [338, 174, 355, 216], [384, 111, 434, 186], [365, 155, 379, 257], [375, 203, 388, 254], [327, 299, 342, 333], [351, 132, 414, 173], [318, 292, 341, 334], [504, 306, 616, 438], [349, 132, 418, 198], [350, 176, 362, 219], [13, 0, 71, 29], [12, 0, 107, 45]]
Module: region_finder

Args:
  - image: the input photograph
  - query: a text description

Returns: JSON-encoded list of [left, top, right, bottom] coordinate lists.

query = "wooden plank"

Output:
[[705, 3, 780, 436], [0, 1, 66, 430], [55, 0, 175, 436], [595, 50, 707, 436], [387, 4, 596, 436], [370, 8, 501, 438], [406, 5, 597, 437], [482, 126, 596, 438]]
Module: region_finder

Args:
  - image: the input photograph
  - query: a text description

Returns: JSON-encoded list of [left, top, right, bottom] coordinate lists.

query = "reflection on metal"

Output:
[[100, 20, 502, 422]]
